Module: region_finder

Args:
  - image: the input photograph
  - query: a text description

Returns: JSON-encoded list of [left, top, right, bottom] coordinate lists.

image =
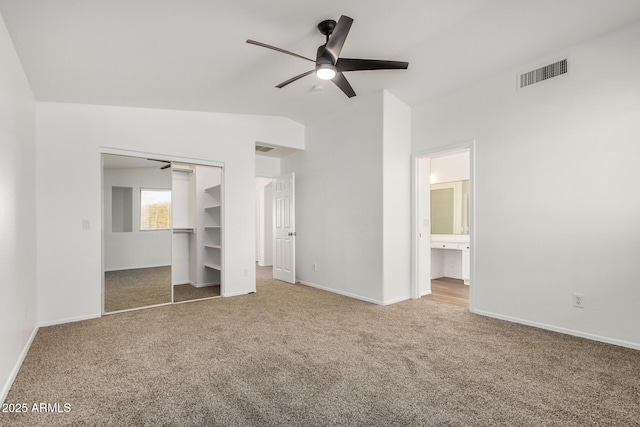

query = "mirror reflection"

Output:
[[103, 154, 172, 312], [431, 180, 469, 235]]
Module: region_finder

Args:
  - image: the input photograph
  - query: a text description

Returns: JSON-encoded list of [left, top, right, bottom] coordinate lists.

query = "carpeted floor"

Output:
[[173, 283, 221, 303], [2, 266, 639, 426], [104, 266, 172, 312]]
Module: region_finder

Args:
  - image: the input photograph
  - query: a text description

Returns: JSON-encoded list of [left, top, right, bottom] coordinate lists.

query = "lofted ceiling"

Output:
[[1, 0, 640, 125]]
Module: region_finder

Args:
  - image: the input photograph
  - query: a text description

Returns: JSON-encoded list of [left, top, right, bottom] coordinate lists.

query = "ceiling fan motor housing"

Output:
[[317, 19, 337, 37]]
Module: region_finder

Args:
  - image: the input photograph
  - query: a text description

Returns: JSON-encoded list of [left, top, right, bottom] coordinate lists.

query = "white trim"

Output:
[[410, 140, 476, 311], [473, 309, 640, 351], [380, 296, 411, 306], [103, 303, 171, 316], [172, 296, 221, 304], [1, 327, 38, 404], [37, 313, 101, 328], [410, 154, 420, 299], [420, 290, 432, 297], [100, 147, 225, 169], [105, 264, 171, 273], [186, 281, 219, 289], [298, 280, 385, 305], [223, 290, 256, 298]]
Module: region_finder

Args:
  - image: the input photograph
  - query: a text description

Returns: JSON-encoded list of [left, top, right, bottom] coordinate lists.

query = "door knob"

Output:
[[288, 232, 297, 236]]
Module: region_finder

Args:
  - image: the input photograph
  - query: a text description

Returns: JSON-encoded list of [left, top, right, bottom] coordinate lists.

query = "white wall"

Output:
[[382, 91, 412, 303], [282, 92, 385, 303], [281, 91, 412, 305], [103, 167, 172, 271], [255, 155, 281, 178], [430, 151, 470, 184], [413, 23, 640, 349], [0, 12, 37, 403], [255, 177, 273, 266], [36, 103, 303, 325]]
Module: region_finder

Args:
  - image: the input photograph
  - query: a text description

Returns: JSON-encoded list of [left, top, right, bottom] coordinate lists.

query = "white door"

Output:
[[273, 172, 295, 283]]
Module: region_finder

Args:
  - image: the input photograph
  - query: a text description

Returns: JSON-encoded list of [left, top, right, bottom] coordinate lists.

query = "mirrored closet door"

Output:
[[102, 154, 224, 313], [103, 154, 173, 313]]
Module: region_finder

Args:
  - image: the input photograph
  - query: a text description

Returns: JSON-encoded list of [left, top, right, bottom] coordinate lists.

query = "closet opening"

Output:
[[101, 153, 224, 314]]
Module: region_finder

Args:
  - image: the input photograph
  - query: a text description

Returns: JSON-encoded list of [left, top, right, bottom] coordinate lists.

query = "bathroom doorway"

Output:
[[412, 142, 475, 310]]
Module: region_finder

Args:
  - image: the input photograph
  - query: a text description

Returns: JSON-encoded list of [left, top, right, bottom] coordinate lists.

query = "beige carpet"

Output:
[[2, 266, 639, 426], [104, 266, 171, 312], [173, 283, 221, 303]]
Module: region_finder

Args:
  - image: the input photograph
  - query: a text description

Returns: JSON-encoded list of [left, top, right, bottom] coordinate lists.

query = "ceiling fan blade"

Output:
[[336, 58, 409, 72], [276, 70, 315, 88], [331, 72, 356, 98], [324, 15, 353, 63], [246, 39, 316, 63]]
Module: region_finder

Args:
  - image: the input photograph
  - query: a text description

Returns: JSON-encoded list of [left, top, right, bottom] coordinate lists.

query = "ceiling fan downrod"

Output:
[[317, 19, 336, 43]]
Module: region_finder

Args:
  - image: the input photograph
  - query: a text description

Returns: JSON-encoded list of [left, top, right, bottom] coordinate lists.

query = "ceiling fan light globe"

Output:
[[316, 66, 336, 80]]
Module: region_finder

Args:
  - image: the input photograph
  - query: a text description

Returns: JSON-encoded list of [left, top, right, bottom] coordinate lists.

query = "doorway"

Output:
[[102, 152, 225, 314], [412, 142, 475, 310]]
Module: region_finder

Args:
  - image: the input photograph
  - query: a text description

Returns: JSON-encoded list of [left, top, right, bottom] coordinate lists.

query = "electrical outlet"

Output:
[[312, 263, 317, 271], [573, 293, 585, 308]]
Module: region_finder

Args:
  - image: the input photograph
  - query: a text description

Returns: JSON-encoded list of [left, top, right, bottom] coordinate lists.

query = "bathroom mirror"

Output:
[[103, 154, 173, 312], [431, 180, 469, 235]]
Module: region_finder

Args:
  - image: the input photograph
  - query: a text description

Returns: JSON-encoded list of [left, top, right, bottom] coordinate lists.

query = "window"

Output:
[[140, 189, 171, 230]]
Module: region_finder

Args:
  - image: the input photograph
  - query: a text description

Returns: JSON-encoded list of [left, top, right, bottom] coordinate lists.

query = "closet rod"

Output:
[[172, 166, 194, 173]]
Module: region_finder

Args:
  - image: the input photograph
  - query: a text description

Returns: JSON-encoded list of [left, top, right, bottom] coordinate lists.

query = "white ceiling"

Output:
[[2, 0, 640, 125]]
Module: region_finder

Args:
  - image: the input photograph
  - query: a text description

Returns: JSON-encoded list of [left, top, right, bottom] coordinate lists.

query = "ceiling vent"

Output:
[[255, 145, 275, 153], [519, 59, 567, 89]]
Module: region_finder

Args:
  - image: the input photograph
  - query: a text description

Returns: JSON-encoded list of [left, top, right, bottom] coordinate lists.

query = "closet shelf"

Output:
[[204, 184, 221, 193], [204, 263, 222, 271], [204, 225, 221, 229], [204, 204, 221, 210], [204, 244, 221, 249], [172, 227, 194, 233]]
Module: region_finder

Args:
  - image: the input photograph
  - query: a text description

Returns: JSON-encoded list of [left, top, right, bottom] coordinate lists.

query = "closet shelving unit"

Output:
[[203, 184, 222, 273]]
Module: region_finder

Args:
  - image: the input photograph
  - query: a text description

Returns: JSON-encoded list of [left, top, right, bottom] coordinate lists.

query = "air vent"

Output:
[[519, 59, 567, 88], [255, 145, 275, 153]]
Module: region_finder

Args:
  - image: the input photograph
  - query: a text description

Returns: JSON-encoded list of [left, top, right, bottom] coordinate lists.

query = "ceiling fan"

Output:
[[246, 15, 409, 98], [147, 159, 171, 170]]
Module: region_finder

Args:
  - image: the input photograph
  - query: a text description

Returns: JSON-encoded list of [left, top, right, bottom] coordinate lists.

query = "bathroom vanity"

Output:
[[431, 235, 470, 285]]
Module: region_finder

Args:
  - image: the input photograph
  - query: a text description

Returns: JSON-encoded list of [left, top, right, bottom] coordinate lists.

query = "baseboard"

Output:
[[473, 309, 640, 350], [37, 313, 101, 328], [223, 289, 256, 297], [105, 264, 171, 272], [380, 295, 411, 306], [189, 281, 219, 289], [1, 326, 38, 404], [298, 280, 385, 305]]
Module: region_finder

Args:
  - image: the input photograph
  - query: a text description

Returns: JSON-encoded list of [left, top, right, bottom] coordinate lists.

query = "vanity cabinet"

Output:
[[462, 247, 470, 284], [431, 238, 470, 285]]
